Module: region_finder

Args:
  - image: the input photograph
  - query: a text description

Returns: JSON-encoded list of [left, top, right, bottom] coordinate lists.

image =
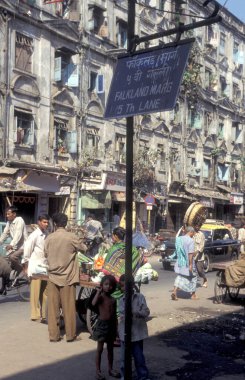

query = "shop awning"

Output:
[[0, 167, 18, 175], [216, 184, 231, 193], [185, 187, 229, 201], [81, 191, 111, 209], [21, 171, 60, 192]]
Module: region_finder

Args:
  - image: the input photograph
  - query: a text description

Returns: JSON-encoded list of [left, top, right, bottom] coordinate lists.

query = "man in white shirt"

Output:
[[0, 206, 27, 293], [22, 214, 49, 322], [85, 214, 103, 241]]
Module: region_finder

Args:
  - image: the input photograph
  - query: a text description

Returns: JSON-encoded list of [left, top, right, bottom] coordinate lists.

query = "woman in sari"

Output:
[[171, 226, 199, 300], [102, 227, 142, 282]]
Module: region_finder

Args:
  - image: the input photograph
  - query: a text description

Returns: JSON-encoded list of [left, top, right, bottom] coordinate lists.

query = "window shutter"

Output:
[[13, 116, 18, 143], [223, 84, 230, 97], [223, 166, 230, 181], [54, 125, 57, 150], [96, 74, 104, 93], [237, 51, 244, 65], [193, 114, 202, 129], [217, 165, 223, 180], [187, 157, 192, 174], [67, 64, 79, 87], [28, 120, 35, 146], [66, 131, 77, 153], [54, 57, 62, 81], [203, 161, 209, 178], [236, 131, 243, 144]]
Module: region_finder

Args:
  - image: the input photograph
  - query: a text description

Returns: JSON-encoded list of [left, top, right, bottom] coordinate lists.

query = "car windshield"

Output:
[[201, 230, 212, 240]]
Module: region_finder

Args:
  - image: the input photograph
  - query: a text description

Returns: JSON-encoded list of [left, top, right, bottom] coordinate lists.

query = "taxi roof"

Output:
[[201, 224, 227, 230]]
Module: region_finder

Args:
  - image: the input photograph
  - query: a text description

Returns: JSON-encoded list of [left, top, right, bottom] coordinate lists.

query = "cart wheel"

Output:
[[86, 308, 98, 335], [214, 272, 227, 304], [228, 286, 240, 300], [17, 281, 30, 301], [76, 286, 94, 323]]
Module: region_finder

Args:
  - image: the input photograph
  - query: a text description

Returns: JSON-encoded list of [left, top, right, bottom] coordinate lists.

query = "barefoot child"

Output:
[[92, 275, 120, 380], [118, 274, 150, 380]]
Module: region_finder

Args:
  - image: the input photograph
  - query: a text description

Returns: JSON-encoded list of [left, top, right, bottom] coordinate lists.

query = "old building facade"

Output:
[[0, 0, 244, 230]]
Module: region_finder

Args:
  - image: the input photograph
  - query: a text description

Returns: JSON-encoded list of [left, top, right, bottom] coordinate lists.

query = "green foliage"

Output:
[[133, 146, 159, 191]]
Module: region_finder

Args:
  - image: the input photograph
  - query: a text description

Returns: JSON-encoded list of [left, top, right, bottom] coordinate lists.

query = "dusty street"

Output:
[[0, 256, 244, 380]]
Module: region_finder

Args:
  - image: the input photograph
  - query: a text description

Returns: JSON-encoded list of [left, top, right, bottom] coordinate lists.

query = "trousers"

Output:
[[30, 278, 48, 320], [8, 249, 24, 274], [47, 281, 77, 341], [120, 340, 149, 380]]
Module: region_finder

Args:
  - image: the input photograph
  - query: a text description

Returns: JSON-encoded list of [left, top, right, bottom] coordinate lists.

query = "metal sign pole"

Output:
[[124, 1, 136, 379]]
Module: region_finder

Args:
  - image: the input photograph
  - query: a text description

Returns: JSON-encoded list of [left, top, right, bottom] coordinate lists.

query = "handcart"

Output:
[[213, 261, 245, 304]]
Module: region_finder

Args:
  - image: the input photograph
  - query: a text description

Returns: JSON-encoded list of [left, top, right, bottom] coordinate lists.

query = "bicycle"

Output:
[[0, 271, 30, 301], [0, 252, 30, 301]]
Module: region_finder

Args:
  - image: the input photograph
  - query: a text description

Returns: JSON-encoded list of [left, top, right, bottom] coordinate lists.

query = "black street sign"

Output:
[[104, 41, 193, 119]]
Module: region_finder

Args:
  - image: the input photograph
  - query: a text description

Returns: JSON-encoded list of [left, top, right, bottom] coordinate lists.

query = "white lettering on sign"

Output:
[[105, 42, 193, 119]]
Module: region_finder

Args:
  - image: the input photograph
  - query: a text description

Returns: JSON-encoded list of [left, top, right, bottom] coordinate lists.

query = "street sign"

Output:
[[146, 205, 153, 210], [104, 40, 192, 119], [144, 194, 155, 205]]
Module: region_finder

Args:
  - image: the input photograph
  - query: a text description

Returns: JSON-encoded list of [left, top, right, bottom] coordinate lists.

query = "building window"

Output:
[[217, 118, 224, 139], [159, 0, 165, 11], [203, 159, 210, 178], [88, 71, 104, 93], [15, 33, 33, 73], [89, 6, 104, 35], [232, 83, 241, 103], [115, 135, 126, 163], [54, 50, 79, 87], [117, 20, 127, 49], [232, 122, 243, 144], [157, 144, 166, 169], [189, 110, 202, 129], [55, 118, 68, 153], [233, 41, 239, 62], [14, 110, 34, 146], [187, 157, 201, 176], [220, 76, 228, 96], [205, 69, 213, 90], [86, 128, 100, 152], [217, 163, 230, 182], [219, 32, 226, 55]]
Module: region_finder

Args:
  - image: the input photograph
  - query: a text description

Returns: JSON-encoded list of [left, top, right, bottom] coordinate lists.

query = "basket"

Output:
[[184, 202, 207, 229]]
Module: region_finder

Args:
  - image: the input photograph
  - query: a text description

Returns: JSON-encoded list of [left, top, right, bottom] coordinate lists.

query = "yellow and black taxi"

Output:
[[161, 222, 241, 272]]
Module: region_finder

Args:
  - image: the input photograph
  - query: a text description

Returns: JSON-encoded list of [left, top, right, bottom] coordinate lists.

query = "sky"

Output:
[[217, 0, 245, 22]]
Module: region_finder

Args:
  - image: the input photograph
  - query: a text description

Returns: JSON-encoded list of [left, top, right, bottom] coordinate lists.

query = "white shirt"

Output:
[[0, 216, 28, 250], [22, 227, 48, 276], [118, 292, 150, 342]]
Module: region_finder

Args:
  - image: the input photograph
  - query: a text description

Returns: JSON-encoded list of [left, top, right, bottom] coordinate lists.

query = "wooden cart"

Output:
[[32, 274, 99, 333], [213, 261, 245, 304]]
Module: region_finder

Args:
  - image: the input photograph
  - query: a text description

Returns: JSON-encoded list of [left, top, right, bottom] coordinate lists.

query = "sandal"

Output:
[[191, 294, 199, 300], [171, 293, 178, 301], [109, 370, 121, 378], [202, 282, 208, 288], [96, 372, 106, 380]]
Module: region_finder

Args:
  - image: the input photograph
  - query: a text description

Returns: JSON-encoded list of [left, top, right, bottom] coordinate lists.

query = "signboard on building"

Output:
[[200, 198, 214, 208], [104, 40, 193, 119], [55, 186, 70, 195], [230, 193, 244, 205]]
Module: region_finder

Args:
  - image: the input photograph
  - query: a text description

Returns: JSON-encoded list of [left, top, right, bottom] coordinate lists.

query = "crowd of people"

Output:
[[0, 206, 244, 380], [0, 208, 150, 380]]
